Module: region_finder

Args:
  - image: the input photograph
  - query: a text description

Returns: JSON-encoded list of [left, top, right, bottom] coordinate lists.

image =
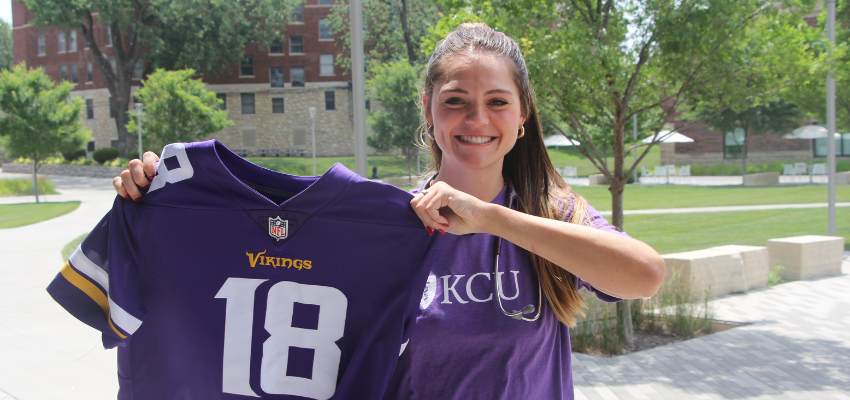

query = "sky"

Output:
[[1, 0, 11, 25]]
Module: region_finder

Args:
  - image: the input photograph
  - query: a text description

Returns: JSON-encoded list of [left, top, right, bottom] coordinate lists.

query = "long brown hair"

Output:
[[418, 22, 593, 327]]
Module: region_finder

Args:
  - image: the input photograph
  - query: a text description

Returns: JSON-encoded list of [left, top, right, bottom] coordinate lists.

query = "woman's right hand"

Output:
[[112, 151, 160, 201]]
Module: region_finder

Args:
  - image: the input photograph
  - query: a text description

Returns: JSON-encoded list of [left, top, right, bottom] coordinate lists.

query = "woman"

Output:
[[115, 22, 665, 400]]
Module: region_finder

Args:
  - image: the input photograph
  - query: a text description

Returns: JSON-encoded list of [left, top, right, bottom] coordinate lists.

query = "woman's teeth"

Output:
[[458, 136, 494, 144]]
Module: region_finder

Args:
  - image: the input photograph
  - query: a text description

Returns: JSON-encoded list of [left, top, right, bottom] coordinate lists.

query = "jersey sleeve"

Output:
[[46, 196, 146, 349]]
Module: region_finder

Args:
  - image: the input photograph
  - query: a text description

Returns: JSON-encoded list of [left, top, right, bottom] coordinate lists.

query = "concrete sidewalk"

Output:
[[0, 172, 848, 399]]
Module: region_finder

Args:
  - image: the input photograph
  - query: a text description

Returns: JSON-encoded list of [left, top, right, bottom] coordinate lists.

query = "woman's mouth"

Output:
[[457, 136, 496, 144]]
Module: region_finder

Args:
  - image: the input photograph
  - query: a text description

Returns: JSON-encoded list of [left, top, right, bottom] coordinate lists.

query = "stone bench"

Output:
[[743, 172, 779, 186], [588, 174, 608, 186], [767, 236, 845, 281], [662, 245, 769, 299]]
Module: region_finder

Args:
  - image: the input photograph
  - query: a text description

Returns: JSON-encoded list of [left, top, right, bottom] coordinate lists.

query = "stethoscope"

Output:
[[494, 188, 542, 322]]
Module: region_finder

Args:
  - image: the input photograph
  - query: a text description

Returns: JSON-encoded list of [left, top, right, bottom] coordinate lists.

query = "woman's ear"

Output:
[[423, 92, 433, 126]]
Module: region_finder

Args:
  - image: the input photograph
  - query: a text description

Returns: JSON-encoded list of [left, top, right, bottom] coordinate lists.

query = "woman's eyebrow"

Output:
[[440, 87, 514, 95]]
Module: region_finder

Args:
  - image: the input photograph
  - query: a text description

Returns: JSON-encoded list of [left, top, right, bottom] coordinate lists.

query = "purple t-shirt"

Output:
[[384, 185, 624, 400], [47, 140, 433, 400]]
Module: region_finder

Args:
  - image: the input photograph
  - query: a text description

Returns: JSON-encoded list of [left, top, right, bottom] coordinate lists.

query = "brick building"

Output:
[[12, 0, 365, 157]]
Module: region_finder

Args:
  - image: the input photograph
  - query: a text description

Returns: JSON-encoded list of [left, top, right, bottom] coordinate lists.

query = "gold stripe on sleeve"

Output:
[[107, 316, 128, 339], [60, 262, 110, 316], [60, 262, 128, 339]]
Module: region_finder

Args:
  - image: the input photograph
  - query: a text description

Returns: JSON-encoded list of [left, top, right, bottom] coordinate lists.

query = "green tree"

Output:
[[328, 0, 439, 72], [23, 0, 297, 156], [127, 69, 232, 154], [0, 63, 89, 202], [786, 3, 850, 132], [435, 0, 816, 344], [366, 60, 422, 180], [0, 20, 13, 71], [690, 100, 805, 182]]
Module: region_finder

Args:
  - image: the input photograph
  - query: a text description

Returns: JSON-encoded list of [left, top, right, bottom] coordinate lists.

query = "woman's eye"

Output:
[[490, 99, 508, 106], [445, 97, 464, 105]]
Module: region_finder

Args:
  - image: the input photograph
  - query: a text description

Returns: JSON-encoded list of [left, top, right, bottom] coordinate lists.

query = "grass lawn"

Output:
[[546, 145, 662, 177], [573, 185, 850, 211], [0, 177, 58, 197], [247, 154, 419, 178], [0, 202, 80, 229], [624, 207, 850, 255], [61, 232, 88, 260]]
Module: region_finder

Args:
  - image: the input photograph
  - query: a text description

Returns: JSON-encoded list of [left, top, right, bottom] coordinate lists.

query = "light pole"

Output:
[[309, 107, 317, 176], [350, 0, 368, 177], [135, 103, 143, 159], [826, 0, 837, 236]]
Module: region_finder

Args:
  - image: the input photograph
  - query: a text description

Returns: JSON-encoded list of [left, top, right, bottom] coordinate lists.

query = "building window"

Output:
[[216, 93, 227, 110], [58, 32, 66, 52], [292, 4, 303, 22], [290, 36, 304, 54], [325, 91, 335, 110], [269, 67, 285, 87], [86, 62, 93, 82], [107, 26, 112, 46], [70, 64, 78, 84], [69, 31, 77, 51], [83, 33, 88, 49], [366, 99, 371, 111], [86, 99, 94, 119], [723, 128, 744, 159], [109, 97, 115, 118], [110, 59, 116, 74], [815, 134, 850, 157], [290, 67, 305, 87], [320, 54, 334, 75], [37, 35, 45, 55], [240, 56, 254, 76], [60, 65, 68, 81], [269, 40, 283, 54], [272, 98, 284, 114], [133, 59, 144, 79], [241, 93, 255, 114], [319, 19, 332, 40], [242, 128, 257, 147], [318, 0, 332, 5]]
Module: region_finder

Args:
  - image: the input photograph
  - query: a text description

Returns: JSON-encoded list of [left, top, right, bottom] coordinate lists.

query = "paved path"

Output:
[[573, 257, 850, 400], [0, 171, 847, 399], [0, 172, 119, 400]]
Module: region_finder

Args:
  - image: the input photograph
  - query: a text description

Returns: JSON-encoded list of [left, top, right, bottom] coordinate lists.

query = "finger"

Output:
[[128, 159, 150, 189], [410, 192, 442, 232], [120, 169, 142, 202], [422, 188, 452, 227], [113, 175, 130, 200], [142, 151, 159, 182]]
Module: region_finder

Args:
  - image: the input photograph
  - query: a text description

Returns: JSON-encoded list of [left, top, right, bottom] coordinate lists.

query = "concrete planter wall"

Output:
[[2, 163, 124, 179]]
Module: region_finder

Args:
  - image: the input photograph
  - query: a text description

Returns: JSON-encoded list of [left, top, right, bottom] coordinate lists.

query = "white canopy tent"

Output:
[[783, 125, 841, 183], [544, 135, 579, 167], [641, 130, 694, 184]]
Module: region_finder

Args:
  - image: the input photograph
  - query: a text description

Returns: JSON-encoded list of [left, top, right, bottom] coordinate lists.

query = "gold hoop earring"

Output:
[[518, 125, 525, 139]]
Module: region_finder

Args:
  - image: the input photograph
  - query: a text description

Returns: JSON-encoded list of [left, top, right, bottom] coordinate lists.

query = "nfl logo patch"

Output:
[[268, 216, 288, 241]]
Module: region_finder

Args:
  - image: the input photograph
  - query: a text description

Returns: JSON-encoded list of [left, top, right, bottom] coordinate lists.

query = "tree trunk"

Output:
[[741, 131, 749, 185], [31, 160, 39, 203], [399, 0, 417, 65], [610, 120, 634, 346], [112, 74, 136, 156]]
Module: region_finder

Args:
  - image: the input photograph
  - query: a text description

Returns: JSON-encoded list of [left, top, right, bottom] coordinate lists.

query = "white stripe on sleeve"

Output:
[[70, 245, 109, 291], [108, 297, 142, 335]]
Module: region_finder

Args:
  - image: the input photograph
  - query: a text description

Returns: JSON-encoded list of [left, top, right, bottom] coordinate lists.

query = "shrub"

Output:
[[92, 147, 119, 164], [61, 148, 87, 162]]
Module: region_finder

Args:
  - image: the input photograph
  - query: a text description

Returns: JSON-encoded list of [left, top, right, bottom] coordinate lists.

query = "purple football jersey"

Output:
[[47, 140, 433, 400]]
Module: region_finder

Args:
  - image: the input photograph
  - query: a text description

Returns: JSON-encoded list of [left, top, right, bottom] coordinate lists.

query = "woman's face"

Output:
[[426, 52, 526, 175]]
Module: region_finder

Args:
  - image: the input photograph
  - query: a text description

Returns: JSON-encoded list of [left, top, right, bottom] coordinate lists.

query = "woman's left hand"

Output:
[[409, 181, 493, 236]]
